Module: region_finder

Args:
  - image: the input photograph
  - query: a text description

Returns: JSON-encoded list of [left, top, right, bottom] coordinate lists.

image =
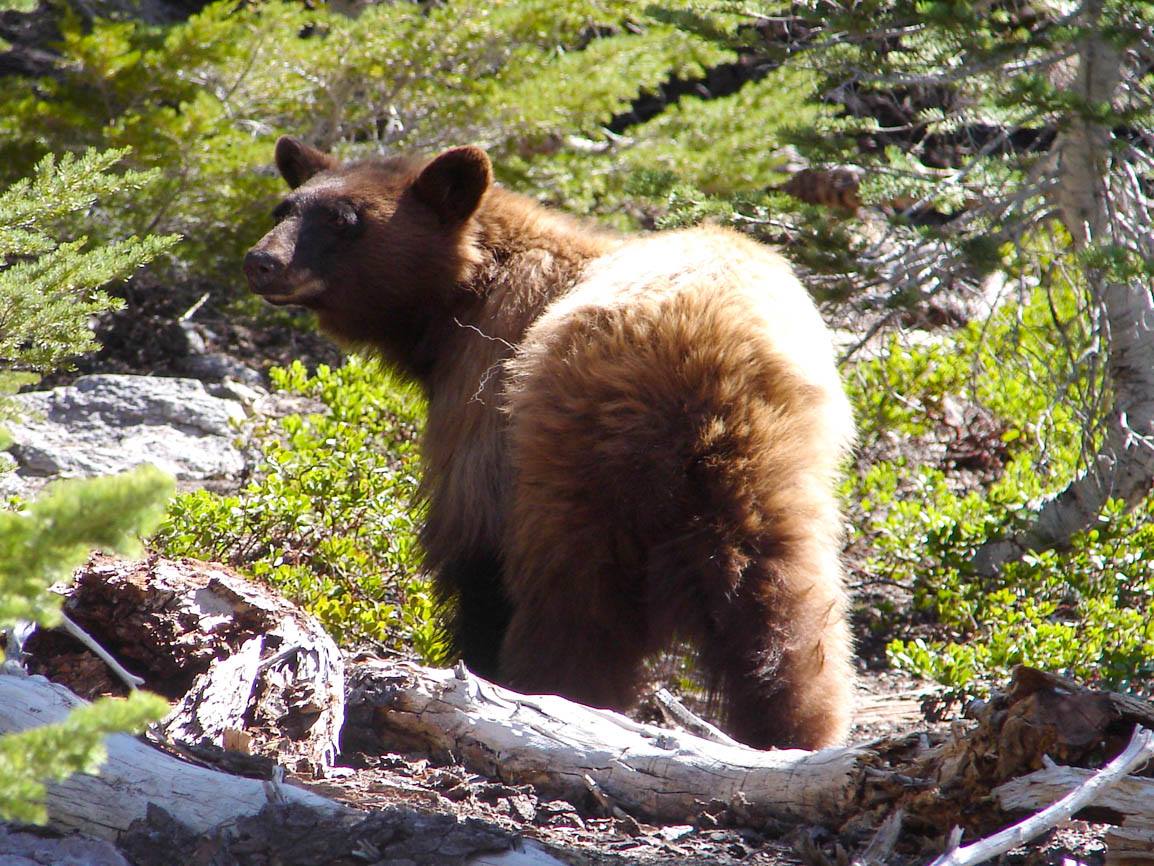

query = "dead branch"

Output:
[[932, 726, 1154, 866], [651, 686, 743, 748], [58, 612, 144, 690]]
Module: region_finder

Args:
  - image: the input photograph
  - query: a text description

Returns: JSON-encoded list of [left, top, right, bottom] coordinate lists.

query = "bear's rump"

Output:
[[501, 269, 847, 612]]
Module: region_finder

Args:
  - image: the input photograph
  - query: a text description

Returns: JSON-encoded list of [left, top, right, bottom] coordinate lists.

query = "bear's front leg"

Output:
[[438, 552, 512, 681]]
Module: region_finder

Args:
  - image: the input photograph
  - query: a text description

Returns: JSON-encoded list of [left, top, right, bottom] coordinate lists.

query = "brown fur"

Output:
[[245, 137, 856, 749]]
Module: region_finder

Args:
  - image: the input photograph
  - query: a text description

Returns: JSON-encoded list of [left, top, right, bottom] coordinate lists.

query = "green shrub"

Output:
[[887, 500, 1154, 695], [0, 147, 177, 397], [0, 0, 734, 281], [154, 358, 443, 660], [847, 258, 1152, 697]]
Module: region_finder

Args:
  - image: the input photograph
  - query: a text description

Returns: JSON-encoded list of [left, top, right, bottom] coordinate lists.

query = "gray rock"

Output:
[[0, 825, 131, 866], [179, 351, 264, 386], [1, 374, 249, 498]]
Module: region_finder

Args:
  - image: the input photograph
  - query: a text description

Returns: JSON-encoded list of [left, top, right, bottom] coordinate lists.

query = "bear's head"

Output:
[[244, 136, 493, 365]]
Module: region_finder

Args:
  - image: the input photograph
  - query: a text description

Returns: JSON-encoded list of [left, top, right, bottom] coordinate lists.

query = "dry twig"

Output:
[[929, 726, 1154, 866], [652, 687, 743, 748]]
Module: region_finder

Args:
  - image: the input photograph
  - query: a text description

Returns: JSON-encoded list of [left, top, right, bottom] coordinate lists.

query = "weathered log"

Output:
[[847, 666, 1154, 841], [0, 672, 342, 837], [29, 554, 345, 770], [995, 751, 1154, 865], [346, 658, 872, 826], [1105, 817, 1154, 865], [346, 660, 1154, 846], [935, 727, 1154, 866], [0, 672, 569, 866], [20, 555, 1154, 864], [997, 762, 1154, 816]]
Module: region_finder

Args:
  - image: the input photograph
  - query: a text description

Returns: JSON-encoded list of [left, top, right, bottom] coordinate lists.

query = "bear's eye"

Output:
[[326, 205, 359, 231]]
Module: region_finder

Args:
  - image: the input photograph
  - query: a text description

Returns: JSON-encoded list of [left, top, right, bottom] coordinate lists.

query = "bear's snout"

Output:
[[243, 248, 286, 294]]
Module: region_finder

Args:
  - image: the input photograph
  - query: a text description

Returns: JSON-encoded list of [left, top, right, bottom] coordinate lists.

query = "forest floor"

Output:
[[32, 281, 1117, 866]]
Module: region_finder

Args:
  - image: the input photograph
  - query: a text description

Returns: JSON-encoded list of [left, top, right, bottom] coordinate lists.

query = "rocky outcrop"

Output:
[[1, 374, 258, 498]]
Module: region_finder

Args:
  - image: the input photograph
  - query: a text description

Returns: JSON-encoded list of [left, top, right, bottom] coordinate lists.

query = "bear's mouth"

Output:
[[253, 278, 328, 307]]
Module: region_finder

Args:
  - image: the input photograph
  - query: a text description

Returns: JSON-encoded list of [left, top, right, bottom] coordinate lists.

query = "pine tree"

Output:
[[0, 468, 173, 824], [0, 0, 736, 278], [0, 150, 176, 823], [0, 147, 177, 408]]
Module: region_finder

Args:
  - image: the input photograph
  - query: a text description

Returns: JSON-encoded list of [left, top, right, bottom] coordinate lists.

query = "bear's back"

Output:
[[513, 225, 853, 455]]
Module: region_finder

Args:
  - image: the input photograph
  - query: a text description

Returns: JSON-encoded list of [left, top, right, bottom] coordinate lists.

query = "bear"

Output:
[[244, 136, 856, 750]]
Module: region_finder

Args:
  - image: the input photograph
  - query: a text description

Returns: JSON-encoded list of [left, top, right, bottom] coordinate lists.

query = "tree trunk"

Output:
[[974, 0, 1154, 573]]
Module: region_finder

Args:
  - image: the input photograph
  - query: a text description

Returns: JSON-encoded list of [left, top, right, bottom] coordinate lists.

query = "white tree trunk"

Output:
[[975, 1, 1154, 571]]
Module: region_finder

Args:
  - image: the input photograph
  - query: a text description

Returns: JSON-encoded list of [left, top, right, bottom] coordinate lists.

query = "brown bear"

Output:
[[244, 136, 856, 750]]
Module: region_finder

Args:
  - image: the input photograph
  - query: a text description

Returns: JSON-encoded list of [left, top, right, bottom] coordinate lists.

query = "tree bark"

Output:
[[30, 554, 346, 770], [974, 0, 1154, 572]]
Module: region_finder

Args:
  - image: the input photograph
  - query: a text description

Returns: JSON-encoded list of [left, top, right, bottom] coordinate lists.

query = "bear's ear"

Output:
[[412, 146, 492, 225], [275, 136, 336, 189]]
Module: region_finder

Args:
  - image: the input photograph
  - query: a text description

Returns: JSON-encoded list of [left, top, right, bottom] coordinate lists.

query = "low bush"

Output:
[[847, 262, 1154, 698], [154, 358, 444, 661]]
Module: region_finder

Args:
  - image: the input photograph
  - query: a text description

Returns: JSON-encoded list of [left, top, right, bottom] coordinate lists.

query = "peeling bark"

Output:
[[975, 1, 1154, 572], [31, 554, 346, 770]]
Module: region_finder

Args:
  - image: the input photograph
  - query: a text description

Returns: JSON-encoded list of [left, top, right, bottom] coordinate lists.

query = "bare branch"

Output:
[[930, 726, 1154, 866]]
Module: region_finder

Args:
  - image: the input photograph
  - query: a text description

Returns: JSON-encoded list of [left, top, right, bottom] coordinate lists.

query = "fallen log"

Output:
[[17, 555, 1154, 864], [933, 726, 1154, 866], [0, 672, 569, 865], [345, 658, 871, 827], [1105, 817, 1154, 865], [28, 553, 344, 770], [346, 660, 1154, 848], [0, 671, 342, 838]]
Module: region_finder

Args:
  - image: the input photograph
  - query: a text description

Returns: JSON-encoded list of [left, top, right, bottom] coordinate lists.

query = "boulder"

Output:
[[1, 375, 251, 498]]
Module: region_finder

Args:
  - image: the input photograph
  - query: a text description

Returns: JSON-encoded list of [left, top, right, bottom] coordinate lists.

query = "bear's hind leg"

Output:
[[500, 501, 655, 711], [497, 542, 652, 712], [689, 535, 853, 751], [500, 605, 650, 712]]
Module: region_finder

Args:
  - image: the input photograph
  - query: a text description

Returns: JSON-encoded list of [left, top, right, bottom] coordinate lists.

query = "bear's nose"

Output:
[[243, 249, 285, 292]]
